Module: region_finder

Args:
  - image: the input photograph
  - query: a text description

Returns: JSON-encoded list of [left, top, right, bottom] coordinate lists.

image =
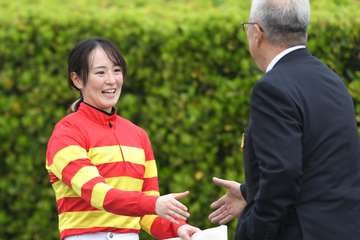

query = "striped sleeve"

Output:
[[139, 130, 186, 238], [46, 121, 158, 216], [141, 130, 159, 195]]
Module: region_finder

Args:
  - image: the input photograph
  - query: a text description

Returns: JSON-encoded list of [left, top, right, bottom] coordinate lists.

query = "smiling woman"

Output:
[[45, 38, 200, 240], [71, 47, 124, 113], [67, 38, 127, 113]]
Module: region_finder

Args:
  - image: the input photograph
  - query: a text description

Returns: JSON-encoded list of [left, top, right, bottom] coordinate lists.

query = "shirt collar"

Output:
[[78, 102, 117, 128], [266, 45, 306, 73]]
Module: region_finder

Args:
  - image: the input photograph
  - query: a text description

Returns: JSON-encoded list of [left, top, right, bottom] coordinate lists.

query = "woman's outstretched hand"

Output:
[[156, 191, 191, 224]]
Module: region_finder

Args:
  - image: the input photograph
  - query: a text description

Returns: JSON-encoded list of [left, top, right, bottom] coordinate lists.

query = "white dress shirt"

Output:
[[266, 45, 306, 73]]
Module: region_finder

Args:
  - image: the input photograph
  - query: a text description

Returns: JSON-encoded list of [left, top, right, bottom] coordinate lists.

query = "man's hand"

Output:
[[208, 177, 247, 224], [177, 224, 201, 240], [156, 191, 190, 224]]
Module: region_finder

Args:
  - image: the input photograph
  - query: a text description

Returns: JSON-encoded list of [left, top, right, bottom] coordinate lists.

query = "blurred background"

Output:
[[0, 0, 359, 239]]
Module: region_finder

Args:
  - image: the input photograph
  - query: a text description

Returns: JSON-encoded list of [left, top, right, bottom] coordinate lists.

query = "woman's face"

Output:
[[74, 47, 124, 113]]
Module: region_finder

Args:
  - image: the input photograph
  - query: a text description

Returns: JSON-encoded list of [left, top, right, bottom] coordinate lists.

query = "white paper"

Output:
[[165, 225, 227, 240]]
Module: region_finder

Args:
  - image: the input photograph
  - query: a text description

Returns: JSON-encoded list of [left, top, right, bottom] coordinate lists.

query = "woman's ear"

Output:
[[70, 72, 83, 90]]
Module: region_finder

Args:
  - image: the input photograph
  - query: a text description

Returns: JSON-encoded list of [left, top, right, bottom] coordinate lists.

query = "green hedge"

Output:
[[0, 1, 359, 239]]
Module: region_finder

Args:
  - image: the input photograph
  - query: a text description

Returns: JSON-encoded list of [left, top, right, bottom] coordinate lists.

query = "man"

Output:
[[209, 0, 360, 240]]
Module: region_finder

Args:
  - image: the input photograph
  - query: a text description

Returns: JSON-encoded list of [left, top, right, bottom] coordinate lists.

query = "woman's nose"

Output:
[[105, 73, 116, 84]]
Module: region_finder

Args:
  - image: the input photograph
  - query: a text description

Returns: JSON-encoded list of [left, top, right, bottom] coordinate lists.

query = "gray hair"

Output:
[[249, 0, 310, 47]]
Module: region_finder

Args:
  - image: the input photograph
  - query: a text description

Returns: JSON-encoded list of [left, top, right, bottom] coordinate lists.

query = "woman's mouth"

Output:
[[102, 89, 116, 97]]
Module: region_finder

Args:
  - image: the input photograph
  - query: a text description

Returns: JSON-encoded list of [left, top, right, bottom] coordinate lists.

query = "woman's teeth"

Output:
[[102, 89, 116, 94]]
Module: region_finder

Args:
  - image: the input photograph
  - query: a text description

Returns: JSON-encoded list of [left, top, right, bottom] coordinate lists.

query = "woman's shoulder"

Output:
[[116, 115, 148, 135], [52, 111, 85, 133]]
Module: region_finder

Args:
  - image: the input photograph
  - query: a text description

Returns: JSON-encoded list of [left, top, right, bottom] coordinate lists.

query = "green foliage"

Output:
[[0, 1, 359, 239]]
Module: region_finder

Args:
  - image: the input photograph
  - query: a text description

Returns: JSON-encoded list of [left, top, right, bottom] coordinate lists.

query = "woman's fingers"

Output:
[[156, 192, 190, 221], [172, 191, 189, 200], [172, 198, 189, 212], [171, 204, 190, 219], [164, 213, 179, 224]]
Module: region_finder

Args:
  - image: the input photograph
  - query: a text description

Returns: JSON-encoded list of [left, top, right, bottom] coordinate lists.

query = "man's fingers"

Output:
[[209, 205, 227, 223], [210, 195, 226, 209], [210, 212, 228, 224], [213, 177, 234, 189], [209, 203, 226, 219], [219, 214, 234, 224]]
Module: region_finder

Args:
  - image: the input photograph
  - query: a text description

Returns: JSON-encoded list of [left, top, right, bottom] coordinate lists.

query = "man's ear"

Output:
[[253, 24, 264, 48], [70, 72, 83, 90]]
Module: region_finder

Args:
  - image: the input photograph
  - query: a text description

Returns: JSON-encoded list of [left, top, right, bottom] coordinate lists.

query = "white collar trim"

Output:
[[266, 45, 306, 73]]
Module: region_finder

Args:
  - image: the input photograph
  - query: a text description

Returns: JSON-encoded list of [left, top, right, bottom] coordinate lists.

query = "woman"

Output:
[[46, 38, 199, 240]]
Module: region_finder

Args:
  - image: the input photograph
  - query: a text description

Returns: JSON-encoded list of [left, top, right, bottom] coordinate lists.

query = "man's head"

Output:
[[245, 0, 310, 71]]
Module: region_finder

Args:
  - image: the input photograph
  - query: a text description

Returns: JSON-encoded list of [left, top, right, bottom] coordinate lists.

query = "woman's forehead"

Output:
[[89, 47, 118, 68]]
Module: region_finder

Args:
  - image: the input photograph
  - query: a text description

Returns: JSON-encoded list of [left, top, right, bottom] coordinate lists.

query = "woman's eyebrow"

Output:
[[92, 65, 107, 69]]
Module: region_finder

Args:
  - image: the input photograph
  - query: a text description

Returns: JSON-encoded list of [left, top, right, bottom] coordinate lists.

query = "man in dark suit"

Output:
[[208, 0, 360, 239]]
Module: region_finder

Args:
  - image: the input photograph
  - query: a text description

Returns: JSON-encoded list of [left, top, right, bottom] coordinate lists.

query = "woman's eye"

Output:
[[114, 68, 122, 72], [96, 71, 105, 75]]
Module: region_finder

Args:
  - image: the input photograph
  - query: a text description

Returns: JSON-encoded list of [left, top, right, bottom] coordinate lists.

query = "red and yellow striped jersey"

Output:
[[46, 102, 184, 239]]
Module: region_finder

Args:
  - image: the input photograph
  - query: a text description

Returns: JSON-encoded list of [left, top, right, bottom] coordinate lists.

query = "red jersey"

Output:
[[46, 102, 183, 239]]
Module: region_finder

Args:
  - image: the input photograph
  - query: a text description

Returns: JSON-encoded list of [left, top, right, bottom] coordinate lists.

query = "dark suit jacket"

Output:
[[235, 48, 360, 240]]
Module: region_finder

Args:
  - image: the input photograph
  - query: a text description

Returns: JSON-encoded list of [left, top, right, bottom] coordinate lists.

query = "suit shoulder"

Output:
[[252, 78, 302, 115], [255, 74, 290, 97]]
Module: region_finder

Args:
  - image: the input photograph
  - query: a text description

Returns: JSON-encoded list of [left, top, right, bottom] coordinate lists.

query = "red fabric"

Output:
[[150, 217, 187, 239], [57, 197, 97, 213], [62, 159, 92, 186], [103, 188, 157, 216], [97, 161, 145, 179], [48, 172, 58, 184], [142, 177, 160, 192], [80, 176, 104, 201]]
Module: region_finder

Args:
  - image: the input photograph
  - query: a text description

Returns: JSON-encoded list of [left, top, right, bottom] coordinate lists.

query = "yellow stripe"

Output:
[[88, 146, 122, 164], [71, 166, 101, 195], [90, 182, 112, 209], [51, 145, 88, 179], [140, 215, 157, 234], [143, 190, 160, 197], [106, 177, 143, 191], [122, 146, 146, 165], [52, 176, 144, 200], [59, 211, 141, 231], [52, 181, 77, 200], [144, 160, 157, 178], [88, 145, 145, 166]]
